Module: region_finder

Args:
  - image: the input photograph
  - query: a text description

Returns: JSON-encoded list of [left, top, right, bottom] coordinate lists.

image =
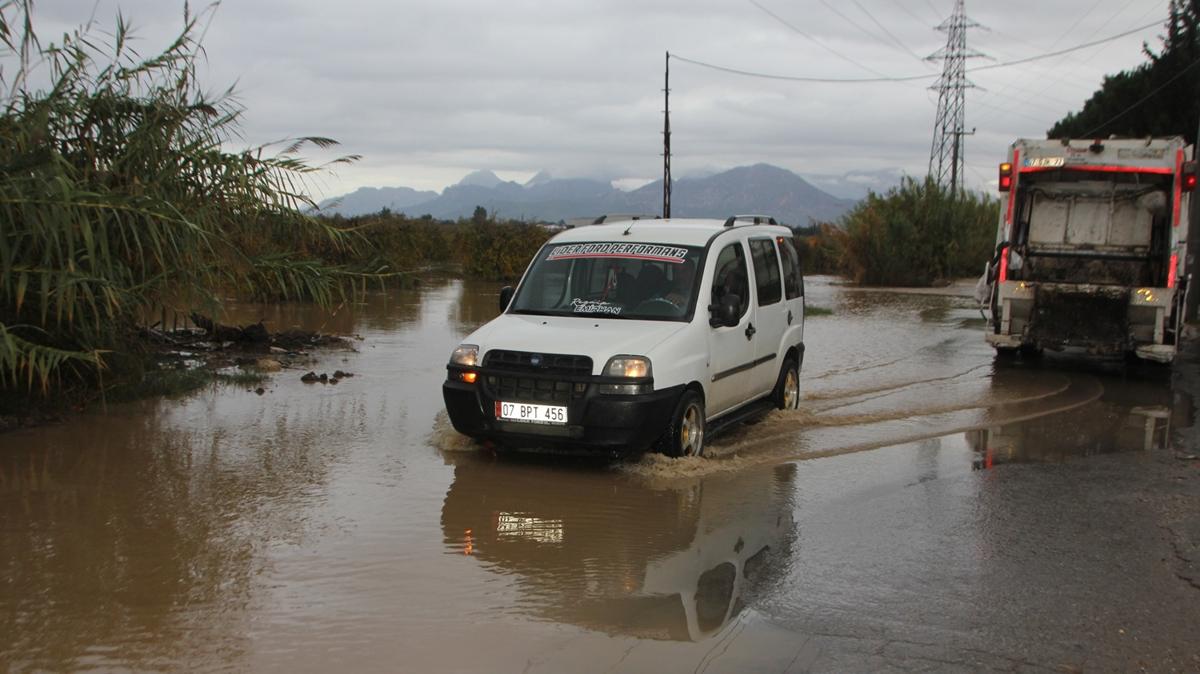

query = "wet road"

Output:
[[2, 277, 1198, 672]]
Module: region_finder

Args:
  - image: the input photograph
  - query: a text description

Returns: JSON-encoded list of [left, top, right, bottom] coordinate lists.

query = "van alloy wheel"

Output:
[[664, 390, 706, 458], [680, 401, 704, 456], [782, 368, 799, 409], [773, 357, 800, 410]]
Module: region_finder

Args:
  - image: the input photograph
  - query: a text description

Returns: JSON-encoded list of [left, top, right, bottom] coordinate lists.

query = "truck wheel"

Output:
[[663, 390, 706, 458], [772, 357, 800, 410]]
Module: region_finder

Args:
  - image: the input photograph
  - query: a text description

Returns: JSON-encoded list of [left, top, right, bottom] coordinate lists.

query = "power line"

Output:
[[972, 0, 1149, 125], [670, 18, 1163, 84], [747, 0, 891, 77], [1048, 0, 1107, 49], [888, 0, 938, 29], [1081, 56, 1200, 136], [816, 0, 895, 50], [848, 0, 932, 64], [965, 18, 1160, 74], [669, 53, 929, 83]]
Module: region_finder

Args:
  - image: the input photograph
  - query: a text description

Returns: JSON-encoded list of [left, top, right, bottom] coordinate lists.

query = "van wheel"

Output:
[[772, 357, 800, 410], [663, 390, 706, 458]]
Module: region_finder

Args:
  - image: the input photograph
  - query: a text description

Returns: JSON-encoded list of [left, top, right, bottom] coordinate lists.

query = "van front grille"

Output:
[[483, 350, 593, 377], [486, 375, 585, 404]]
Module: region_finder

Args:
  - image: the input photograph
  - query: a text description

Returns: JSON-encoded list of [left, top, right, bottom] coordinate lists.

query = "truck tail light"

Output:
[[998, 162, 1013, 192], [1183, 160, 1197, 192], [1168, 253, 1178, 288], [998, 247, 1009, 283]]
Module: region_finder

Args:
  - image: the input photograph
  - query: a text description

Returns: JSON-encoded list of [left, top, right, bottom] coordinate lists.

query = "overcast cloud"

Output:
[[21, 0, 1174, 199]]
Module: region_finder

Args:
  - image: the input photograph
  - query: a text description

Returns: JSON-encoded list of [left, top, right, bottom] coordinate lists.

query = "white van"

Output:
[[442, 216, 806, 457]]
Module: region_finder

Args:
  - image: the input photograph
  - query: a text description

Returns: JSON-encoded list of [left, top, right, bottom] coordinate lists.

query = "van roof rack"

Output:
[[593, 214, 660, 225], [723, 214, 778, 227]]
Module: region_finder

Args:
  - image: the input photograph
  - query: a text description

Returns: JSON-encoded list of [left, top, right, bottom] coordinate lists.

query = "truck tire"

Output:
[[772, 357, 800, 410], [662, 389, 706, 458]]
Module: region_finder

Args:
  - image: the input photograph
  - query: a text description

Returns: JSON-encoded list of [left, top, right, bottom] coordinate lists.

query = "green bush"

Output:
[[839, 177, 998, 286]]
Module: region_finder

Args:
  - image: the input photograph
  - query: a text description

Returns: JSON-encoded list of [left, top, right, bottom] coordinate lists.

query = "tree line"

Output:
[[1049, 0, 1199, 143]]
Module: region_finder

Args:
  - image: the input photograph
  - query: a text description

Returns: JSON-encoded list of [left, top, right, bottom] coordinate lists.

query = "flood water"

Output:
[[1, 276, 1194, 672]]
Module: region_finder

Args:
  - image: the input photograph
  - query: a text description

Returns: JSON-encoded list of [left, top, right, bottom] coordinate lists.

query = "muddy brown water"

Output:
[[0, 276, 1191, 672]]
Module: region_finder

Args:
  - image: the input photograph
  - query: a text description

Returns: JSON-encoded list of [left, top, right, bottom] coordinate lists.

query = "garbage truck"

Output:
[[981, 136, 1196, 362]]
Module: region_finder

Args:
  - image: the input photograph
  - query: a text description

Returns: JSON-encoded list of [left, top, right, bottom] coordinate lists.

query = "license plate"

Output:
[[496, 401, 567, 425]]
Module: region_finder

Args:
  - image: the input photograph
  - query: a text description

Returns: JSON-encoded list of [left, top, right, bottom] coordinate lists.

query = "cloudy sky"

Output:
[[19, 0, 1174, 199]]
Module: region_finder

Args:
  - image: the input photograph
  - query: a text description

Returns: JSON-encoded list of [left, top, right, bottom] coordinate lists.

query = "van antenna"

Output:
[[662, 51, 672, 220]]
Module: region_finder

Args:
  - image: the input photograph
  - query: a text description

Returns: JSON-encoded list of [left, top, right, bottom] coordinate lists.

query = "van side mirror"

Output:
[[708, 293, 741, 328], [498, 286, 514, 313]]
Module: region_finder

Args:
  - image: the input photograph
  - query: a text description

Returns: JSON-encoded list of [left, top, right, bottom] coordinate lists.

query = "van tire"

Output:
[[663, 390, 706, 458], [772, 357, 800, 410]]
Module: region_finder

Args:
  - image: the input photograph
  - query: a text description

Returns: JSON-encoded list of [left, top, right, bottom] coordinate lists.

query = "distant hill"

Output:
[[317, 163, 857, 226], [803, 168, 907, 201], [317, 185, 437, 215]]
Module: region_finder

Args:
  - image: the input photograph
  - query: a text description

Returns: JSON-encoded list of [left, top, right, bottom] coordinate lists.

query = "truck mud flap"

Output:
[[1028, 287, 1130, 352]]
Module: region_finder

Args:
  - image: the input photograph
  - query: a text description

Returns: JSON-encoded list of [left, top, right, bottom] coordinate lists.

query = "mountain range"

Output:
[[316, 163, 903, 226]]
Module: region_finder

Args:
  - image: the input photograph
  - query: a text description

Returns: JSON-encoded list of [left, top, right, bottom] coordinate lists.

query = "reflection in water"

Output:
[[220, 275, 465, 335], [967, 364, 1188, 469], [0, 279, 463, 670], [451, 279, 505, 333], [440, 456, 797, 641]]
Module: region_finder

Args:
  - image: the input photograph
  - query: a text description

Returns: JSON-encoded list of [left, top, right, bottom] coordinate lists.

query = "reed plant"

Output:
[[0, 2, 362, 392]]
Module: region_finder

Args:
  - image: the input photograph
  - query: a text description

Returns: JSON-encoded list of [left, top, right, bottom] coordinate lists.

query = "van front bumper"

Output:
[[443, 369, 683, 456]]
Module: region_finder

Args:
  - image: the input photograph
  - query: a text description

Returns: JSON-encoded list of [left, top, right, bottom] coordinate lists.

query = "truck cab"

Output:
[[984, 137, 1196, 362], [442, 216, 806, 457]]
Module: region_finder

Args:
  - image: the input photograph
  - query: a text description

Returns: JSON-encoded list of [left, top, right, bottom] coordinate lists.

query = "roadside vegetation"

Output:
[[317, 207, 552, 283], [836, 178, 998, 286], [0, 2, 370, 401], [0, 3, 544, 410], [793, 179, 998, 287]]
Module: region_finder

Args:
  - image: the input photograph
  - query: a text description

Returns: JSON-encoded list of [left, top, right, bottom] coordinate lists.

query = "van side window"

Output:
[[749, 238, 782, 306], [778, 237, 804, 299], [711, 243, 750, 320]]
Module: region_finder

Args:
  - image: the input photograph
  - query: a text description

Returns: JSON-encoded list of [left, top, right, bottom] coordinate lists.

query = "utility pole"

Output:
[[663, 51, 672, 219], [949, 127, 976, 194], [927, 0, 984, 194]]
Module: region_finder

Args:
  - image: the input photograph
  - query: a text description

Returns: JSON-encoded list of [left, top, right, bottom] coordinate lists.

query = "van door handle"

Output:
[[745, 323, 756, 340], [787, 310, 793, 325]]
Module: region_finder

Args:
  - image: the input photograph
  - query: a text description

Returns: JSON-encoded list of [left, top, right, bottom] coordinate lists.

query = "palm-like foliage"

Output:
[[0, 1, 361, 391]]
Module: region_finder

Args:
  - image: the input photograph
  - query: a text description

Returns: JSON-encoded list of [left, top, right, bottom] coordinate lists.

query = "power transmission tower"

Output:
[[926, 0, 984, 193], [663, 51, 672, 218]]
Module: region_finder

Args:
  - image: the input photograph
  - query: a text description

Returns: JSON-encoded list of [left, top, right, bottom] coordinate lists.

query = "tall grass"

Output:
[[0, 2, 362, 391]]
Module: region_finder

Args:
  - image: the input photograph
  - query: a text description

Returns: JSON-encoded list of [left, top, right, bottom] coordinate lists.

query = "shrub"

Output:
[[839, 177, 998, 286]]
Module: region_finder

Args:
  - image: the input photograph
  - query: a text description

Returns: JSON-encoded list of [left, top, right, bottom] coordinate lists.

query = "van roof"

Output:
[[549, 218, 792, 248]]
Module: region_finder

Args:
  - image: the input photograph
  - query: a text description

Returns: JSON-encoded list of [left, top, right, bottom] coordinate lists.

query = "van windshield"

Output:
[[510, 242, 704, 321]]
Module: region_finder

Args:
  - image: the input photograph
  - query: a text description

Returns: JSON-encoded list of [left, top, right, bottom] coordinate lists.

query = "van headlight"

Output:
[[601, 356, 652, 394], [604, 356, 651, 378], [450, 344, 479, 367]]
